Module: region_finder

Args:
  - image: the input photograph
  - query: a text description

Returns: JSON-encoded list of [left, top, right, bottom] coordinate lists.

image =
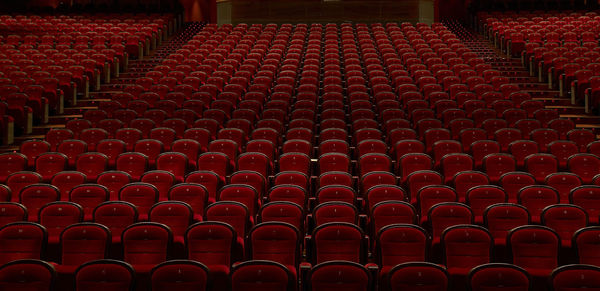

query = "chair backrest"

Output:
[[151, 260, 210, 291], [0, 259, 55, 291], [75, 259, 135, 291], [428, 202, 473, 242], [441, 224, 492, 271], [20, 183, 60, 221], [0, 222, 46, 264], [259, 202, 304, 232], [388, 262, 449, 291], [186, 221, 235, 267], [371, 201, 416, 234], [312, 222, 365, 264], [121, 222, 171, 266], [484, 203, 530, 245], [541, 204, 588, 247], [309, 261, 371, 291], [0, 202, 27, 227], [312, 201, 358, 228], [60, 223, 109, 266], [551, 264, 600, 291], [93, 201, 138, 241], [39, 201, 83, 239], [230, 260, 294, 291], [149, 201, 193, 238], [508, 225, 560, 274], [377, 224, 428, 268], [573, 226, 600, 266], [69, 184, 109, 220], [204, 201, 249, 242], [118, 182, 159, 220], [248, 222, 299, 267], [469, 263, 530, 291]]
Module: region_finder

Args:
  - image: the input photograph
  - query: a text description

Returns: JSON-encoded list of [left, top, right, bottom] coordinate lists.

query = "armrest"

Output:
[[305, 214, 314, 235], [548, 67, 554, 89], [365, 263, 379, 290], [359, 214, 368, 231], [299, 262, 312, 291], [304, 235, 312, 260], [585, 87, 591, 114], [571, 79, 578, 104], [559, 73, 566, 97]]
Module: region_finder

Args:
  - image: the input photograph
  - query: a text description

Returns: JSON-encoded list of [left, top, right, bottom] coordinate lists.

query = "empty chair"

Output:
[[541, 204, 588, 248], [319, 171, 353, 188], [141, 170, 176, 201], [452, 171, 490, 203], [310, 222, 365, 264], [151, 260, 210, 291], [508, 225, 560, 282], [358, 153, 392, 176], [119, 182, 159, 221], [20, 140, 50, 168], [518, 185, 560, 224], [316, 185, 357, 206], [97, 171, 132, 201], [0, 153, 27, 183], [185, 171, 222, 204], [468, 263, 530, 291], [56, 223, 110, 276], [167, 183, 208, 221], [0, 222, 46, 264], [573, 226, 600, 266], [0, 260, 55, 291], [428, 202, 473, 247], [376, 223, 428, 284], [230, 260, 294, 291], [248, 222, 300, 279], [19, 184, 59, 222], [69, 184, 109, 221], [230, 170, 267, 197], [278, 153, 311, 175], [568, 154, 600, 184], [237, 152, 271, 179], [0, 202, 27, 227], [156, 152, 189, 182], [51, 171, 87, 201], [387, 262, 449, 291], [122, 222, 171, 276], [309, 261, 371, 291], [116, 152, 148, 181], [440, 153, 473, 184], [311, 201, 358, 230], [205, 201, 250, 250], [525, 153, 558, 183], [442, 224, 492, 283], [550, 264, 600, 291], [149, 201, 193, 251], [35, 152, 68, 182], [318, 153, 350, 174], [267, 184, 307, 210], [186, 221, 236, 291], [546, 172, 582, 203], [406, 170, 443, 205], [74, 259, 135, 291], [484, 203, 530, 248], [197, 152, 230, 182], [418, 185, 458, 222], [483, 153, 516, 183], [466, 185, 507, 224], [499, 172, 536, 203], [218, 184, 260, 220]]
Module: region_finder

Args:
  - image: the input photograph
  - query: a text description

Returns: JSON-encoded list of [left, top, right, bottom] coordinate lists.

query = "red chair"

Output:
[[69, 184, 109, 221], [56, 223, 110, 277], [375, 223, 427, 283], [309, 261, 371, 291], [551, 264, 600, 291], [230, 260, 294, 291], [151, 260, 210, 291], [570, 185, 600, 224], [0, 222, 46, 264], [118, 182, 159, 221], [387, 262, 449, 291], [469, 263, 530, 291], [74, 259, 135, 291], [541, 204, 587, 248], [309, 222, 366, 264], [441, 224, 492, 281], [0, 260, 55, 290], [122, 222, 171, 276], [508, 225, 559, 282]]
